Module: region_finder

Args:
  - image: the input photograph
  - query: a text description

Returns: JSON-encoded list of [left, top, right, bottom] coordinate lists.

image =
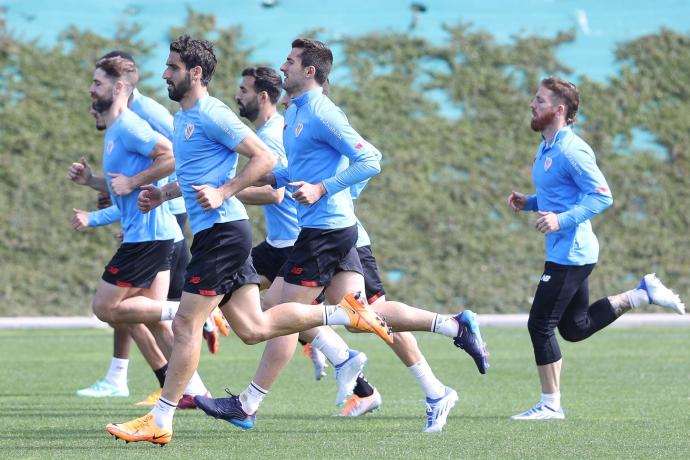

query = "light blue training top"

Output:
[[274, 87, 380, 230], [523, 126, 613, 265], [130, 88, 185, 215], [172, 95, 251, 235], [101, 108, 180, 243], [350, 141, 382, 248], [255, 112, 299, 244]]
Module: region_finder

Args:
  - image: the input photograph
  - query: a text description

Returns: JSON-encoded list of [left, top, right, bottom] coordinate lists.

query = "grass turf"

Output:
[[0, 326, 687, 459]]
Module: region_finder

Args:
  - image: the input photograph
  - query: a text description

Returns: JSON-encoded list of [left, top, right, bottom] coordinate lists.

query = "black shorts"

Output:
[[183, 220, 253, 296], [356, 245, 385, 303], [219, 256, 261, 305], [279, 225, 362, 287], [168, 239, 190, 300], [102, 239, 174, 288], [251, 240, 293, 282]]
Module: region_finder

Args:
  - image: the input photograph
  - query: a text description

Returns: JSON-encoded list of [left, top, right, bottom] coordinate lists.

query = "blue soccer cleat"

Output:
[[194, 390, 255, 431], [423, 386, 459, 432], [453, 310, 489, 374]]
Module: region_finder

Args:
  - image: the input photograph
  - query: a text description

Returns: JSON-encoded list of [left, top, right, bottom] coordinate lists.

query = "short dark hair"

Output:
[[95, 56, 138, 88], [541, 76, 579, 125], [291, 38, 332, 85], [170, 34, 217, 86], [99, 50, 135, 65], [241, 66, 283, 104]]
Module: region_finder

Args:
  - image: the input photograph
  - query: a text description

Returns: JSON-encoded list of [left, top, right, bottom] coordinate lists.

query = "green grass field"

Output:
[[0, 327, 687, 459]]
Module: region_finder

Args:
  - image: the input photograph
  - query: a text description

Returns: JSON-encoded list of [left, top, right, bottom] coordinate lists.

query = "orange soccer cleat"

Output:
[[135, 389, 162, 407], [338, 292, 394, 344], [106, 414, 172, 446]]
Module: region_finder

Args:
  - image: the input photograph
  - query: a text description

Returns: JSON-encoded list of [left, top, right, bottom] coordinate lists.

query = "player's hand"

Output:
[[289, 181, 326, 205], [115, 230, 124, 243], [535, 211, 560, 235], [68, 157, 93, 185], [192, 184, 224, 211], [97, 191, 112, 209], [138, 184, 163, 213], [108, 172, 135, 196], [70, 208, 89, 230], [508, 191, 528, 212]]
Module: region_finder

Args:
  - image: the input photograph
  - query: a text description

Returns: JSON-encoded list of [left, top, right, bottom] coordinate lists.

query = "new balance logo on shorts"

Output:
[[540, 274, 551, 283]]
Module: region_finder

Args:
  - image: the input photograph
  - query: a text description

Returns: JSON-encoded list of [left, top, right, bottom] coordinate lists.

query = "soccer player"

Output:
[[193, 38, 488, 433], [67, 56, 214, 402], [231, 66, 379, 417], [71, 52, 215, 405], [507, 76, 685, 420], [106, 35, 392, 446], [71, 52, 182, 402]]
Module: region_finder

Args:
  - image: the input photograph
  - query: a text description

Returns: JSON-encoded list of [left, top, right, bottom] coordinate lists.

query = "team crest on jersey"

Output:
[[544, 157, 552, 171], [106, 140, 114, 154], [294, 122, 304, 137], [185, 123, 195, 140]]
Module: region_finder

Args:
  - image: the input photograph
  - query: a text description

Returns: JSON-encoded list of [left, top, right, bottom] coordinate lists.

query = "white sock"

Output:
[[625, 289, 650, 309], [239, 381, 268, 415], [541, 392, 561, 411], [182, 371, 208, 396], [105, 357, 128, 387], [431, 314, 459, 338], [151, 396, 176, 429], [408, 359, 446, 400], [311, 331, 350, 366], [322, 304, 350, 326], [160, 301, 180, 321]]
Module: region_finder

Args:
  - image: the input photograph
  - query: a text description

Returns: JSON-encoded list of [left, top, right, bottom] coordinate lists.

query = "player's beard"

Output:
[[238, 98, 259, 122], [91, 94, 113, 115], [90, 103, 107, 131], [530, 108, 557, 132], [167, 73, 192, 102]]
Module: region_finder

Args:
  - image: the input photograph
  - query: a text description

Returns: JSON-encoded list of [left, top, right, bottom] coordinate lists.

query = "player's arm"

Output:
[[109, 137, 175, 196], [317, 111, 381, 196], [138, 181, 181, 213], [236, 184, 284, 205], [556, 149, 613, 231], [220, 132, 276, 198], [67, 156, 109, 192]]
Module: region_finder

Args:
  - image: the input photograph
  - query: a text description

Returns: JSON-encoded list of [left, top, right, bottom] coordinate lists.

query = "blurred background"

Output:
[[1, 1, 688, 315]]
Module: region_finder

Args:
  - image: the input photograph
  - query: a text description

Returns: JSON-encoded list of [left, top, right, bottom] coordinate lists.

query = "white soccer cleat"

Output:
[[641, 273, 685, 315], [334, 350, 367, 406], [76, 379, 129, 398], [423, 386, 459, 432], [340, 388, 382, 417], [511, 402, 564, 420]]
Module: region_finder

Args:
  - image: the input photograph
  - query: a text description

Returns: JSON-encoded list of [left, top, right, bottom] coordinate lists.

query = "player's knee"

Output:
[[234, 327, 266, 345], [557, 325, 586, 343], [92, 300, 114, 323], [527, 314, 551, 339]]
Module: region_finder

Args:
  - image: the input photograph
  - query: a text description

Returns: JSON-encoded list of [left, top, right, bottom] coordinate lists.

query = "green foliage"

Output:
[[0, 11, 688, 315]]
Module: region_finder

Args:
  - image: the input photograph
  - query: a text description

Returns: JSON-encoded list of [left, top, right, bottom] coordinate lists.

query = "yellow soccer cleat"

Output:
[[135, 389, 162, 407], [212, 308, 231, 336], [106, 414, 172, 446], [338, 292, 394, 344]]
